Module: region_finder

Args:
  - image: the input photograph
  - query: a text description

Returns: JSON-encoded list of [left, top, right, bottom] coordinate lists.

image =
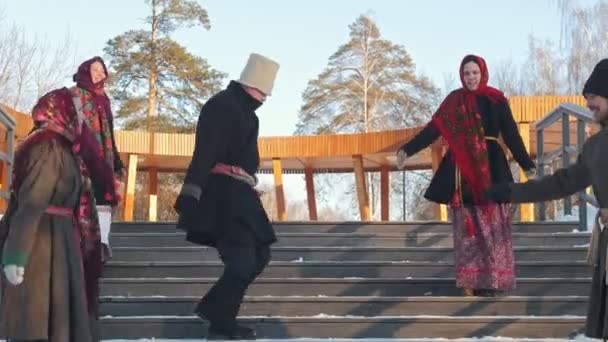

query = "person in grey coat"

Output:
[[486, 58, 608, 341]]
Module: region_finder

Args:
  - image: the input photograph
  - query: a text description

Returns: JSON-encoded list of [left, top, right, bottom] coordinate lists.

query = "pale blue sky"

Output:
[[1, 0, 592, 137]]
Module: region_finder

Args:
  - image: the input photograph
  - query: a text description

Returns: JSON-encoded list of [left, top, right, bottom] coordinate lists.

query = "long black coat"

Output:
[[177, 81, 276, 247], [400, 95, 536, 205]]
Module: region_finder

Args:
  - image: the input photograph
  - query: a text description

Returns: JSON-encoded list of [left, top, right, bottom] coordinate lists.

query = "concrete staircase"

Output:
[[100, 221, 590, 340]]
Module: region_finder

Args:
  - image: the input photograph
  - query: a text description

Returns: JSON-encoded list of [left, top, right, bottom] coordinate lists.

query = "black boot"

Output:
[[208, 324, 256, 340], [195, 303, 256, 340], [475, 289, 495, 297]]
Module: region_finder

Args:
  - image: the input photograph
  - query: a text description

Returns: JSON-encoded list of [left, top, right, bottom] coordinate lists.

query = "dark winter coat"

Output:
[[400, 95, 536, 205], [175, 81, 276, 247]]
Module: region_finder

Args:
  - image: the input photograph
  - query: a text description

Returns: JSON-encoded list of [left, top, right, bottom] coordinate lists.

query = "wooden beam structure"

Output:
[[0, 96, 589, 221], [123, 154, 138, 222], [353, 155, 371, 221], [304, 167, 318, 221], [518, 122, 534, 222], [272, 158, 287, 221], [148, 168, 158, 222], [380, 164, 390, 221], [431, 144, 448, 222]]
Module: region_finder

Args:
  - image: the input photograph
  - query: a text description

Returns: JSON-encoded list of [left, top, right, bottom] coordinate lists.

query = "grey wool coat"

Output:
[[506, 126, 608, 269], [0, 138, 98, 341], [504, 125, 608, 338]]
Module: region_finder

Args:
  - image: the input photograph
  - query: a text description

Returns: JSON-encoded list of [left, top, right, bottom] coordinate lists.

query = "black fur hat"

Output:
[[583, 59, 608, 99]]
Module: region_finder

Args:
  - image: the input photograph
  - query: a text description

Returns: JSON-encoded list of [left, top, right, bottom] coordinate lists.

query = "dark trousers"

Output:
[[585, 226, 608, 339], [196, 224, 271, 330]]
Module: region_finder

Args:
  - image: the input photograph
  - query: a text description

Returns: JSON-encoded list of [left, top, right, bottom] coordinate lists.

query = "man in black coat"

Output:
[[174, 53, 280, 340]]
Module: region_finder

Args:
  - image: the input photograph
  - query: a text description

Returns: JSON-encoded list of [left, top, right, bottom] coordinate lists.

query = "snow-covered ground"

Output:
[[0, 335, 597, 341], [97, 336, 599, 341], [0, 336, 595, 341]]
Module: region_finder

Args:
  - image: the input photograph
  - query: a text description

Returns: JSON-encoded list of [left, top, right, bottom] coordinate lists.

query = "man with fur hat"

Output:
[[486, 58, 608, 340], [174, 53, 280, 340]]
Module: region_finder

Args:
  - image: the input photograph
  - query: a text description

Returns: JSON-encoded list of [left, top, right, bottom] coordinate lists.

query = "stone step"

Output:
[[109, 246, 587, 262], [109, 232, 590, 248], [99, 295, 588, 317], [110, 221, 578, 234], [100, 277, 591, 297], [101, 261, 592, 278], [99, 316, 584, 339]]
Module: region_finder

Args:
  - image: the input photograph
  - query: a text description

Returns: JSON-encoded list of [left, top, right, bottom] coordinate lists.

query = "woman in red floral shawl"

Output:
[[70, 56, 124, 261], [397, 55, 536, 296], [0, 73, 117, 341]]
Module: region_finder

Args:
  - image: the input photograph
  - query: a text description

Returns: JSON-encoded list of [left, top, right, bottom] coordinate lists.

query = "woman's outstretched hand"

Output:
[[397, 150, 408, 170]]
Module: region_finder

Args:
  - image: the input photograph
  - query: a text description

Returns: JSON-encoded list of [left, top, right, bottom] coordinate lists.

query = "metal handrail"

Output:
[[536, 103, 594, 130], [535, 103, 596, 231]]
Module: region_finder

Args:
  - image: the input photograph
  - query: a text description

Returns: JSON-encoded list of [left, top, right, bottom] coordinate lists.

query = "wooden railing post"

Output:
[[380, 164, 390, 221], [431, 144, 448, 221], [353, 155, 371, 221], [123, 154, 138, 222], [518, 122, 534, 222], [148, 168, 158, 222], [304, 167, 318, 221], [272, 158, 287, 221]]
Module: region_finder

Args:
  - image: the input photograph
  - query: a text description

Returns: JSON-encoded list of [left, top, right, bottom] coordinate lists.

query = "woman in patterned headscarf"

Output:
[[396, 55, 536, 297], [70, 56, 124, 261], [0, 75, 118, 341]]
